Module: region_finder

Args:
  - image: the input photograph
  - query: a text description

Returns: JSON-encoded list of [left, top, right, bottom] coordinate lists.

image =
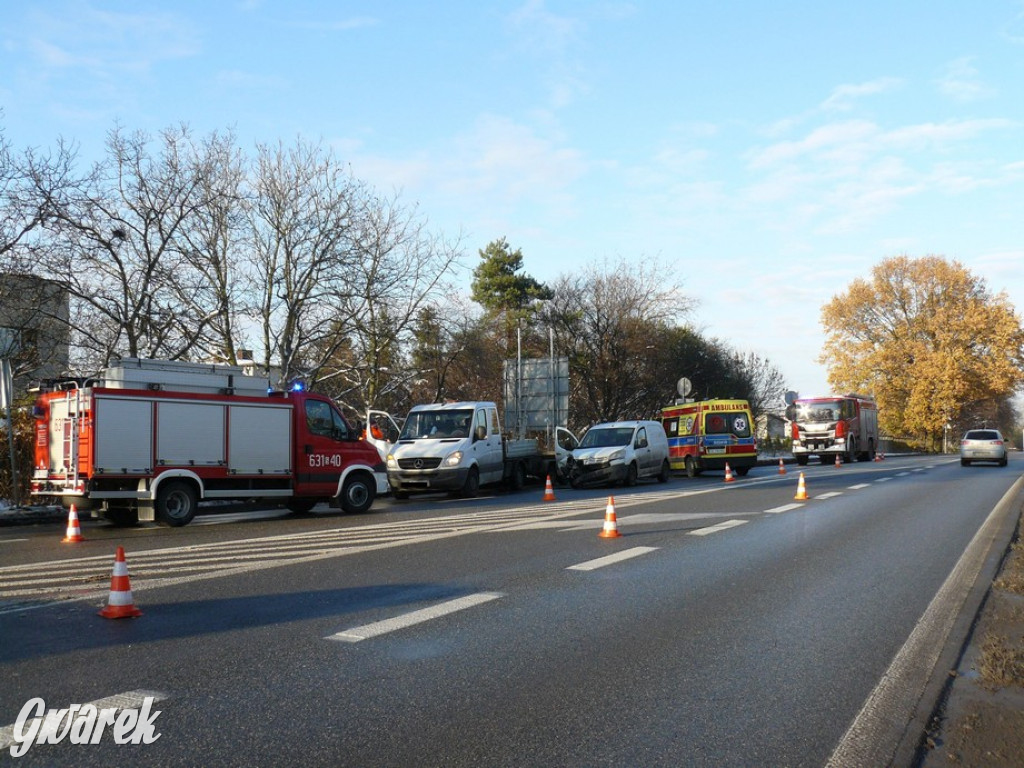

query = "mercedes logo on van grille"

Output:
[[414, 459, 424, 469]]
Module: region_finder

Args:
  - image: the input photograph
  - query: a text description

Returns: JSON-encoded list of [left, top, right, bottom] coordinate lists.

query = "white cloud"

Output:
[[820, 77, 903, 112], [936, 56, 996, 102]]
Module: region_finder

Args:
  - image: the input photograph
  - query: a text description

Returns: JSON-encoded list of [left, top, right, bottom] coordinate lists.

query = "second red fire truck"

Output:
[[787, 393, 879, 465]]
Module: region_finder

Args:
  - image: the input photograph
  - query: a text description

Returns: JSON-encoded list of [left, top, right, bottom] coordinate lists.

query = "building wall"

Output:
[[0, 274, 70, 389]]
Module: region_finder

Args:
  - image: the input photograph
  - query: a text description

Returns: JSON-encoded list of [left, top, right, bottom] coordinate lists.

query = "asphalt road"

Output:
[[0, 454, 1021, 766]]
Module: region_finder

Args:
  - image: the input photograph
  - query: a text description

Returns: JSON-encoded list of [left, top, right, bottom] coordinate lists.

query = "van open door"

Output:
[[554, 426, 579, 483], [364, 409, 403, 461]]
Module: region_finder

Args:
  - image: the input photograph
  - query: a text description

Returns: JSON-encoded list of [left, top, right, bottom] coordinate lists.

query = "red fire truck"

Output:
[[30, 358, 387, 526], [787, 394, 878, 465]]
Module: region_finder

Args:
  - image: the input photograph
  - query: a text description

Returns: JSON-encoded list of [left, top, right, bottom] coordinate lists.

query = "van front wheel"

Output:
[[624, 462, 639, 487], [460, 467, 480, 498]]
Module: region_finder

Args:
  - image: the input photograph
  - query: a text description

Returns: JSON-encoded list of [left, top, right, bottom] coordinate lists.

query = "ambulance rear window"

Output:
[[704, 412, 751, 437]]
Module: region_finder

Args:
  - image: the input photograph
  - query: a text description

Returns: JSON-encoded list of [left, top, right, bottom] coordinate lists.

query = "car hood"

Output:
[[573, 446, 627, 462], [392, 438, 464, 460]]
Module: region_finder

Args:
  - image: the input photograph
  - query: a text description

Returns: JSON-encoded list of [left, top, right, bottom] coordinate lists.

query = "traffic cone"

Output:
[[62, 505, 84, 543], [778, 458, 786, 475], [874, 452, 881, 462], [794, 472, 809, 501], [598, 496, 622, 538], [835, 453, 842, 468], [98, 546, 143, 619], [724, 463, 735, 483], [542, 475, 556, 502]]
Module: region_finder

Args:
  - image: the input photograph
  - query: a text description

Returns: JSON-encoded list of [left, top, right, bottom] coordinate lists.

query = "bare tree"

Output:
[[170, 129, 252, 364], [246, 138, 365, 388], [728, 350, 789, 423], [548, 258, 693, 428], [2, 130, 80, 380], [326, 191, 463, 411], [28, 125, 224, 367]]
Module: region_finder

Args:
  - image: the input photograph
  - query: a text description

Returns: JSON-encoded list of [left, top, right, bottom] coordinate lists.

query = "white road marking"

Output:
[[847, 484, 871, 490], [814, 492, 844, 500], [876, 477, 892, 483], [690, 519, 748, 536], [566, 547, 659, 571], [326, 592, 504, 643], [896, 472, 910, 477], [765, 503, 803, 514], [0, 539, 28, 544], [0, 689, 169, 751]]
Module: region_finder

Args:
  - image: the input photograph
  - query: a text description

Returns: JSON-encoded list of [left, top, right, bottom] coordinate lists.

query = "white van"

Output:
[[568, 420, 671, 488]]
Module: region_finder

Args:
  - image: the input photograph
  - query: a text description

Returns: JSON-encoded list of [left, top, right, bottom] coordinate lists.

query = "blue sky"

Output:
[[2, 1, 1023, 399]]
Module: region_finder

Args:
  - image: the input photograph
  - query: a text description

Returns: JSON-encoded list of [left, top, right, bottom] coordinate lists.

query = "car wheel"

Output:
[[961, 459, 970, 466], [339, 473, 375, 514], [155, 480, 198, 527], [658, 459, 670, 483], [624, 462, 638, 487], [685, 456, 699, 478], [461, 466, 480, 497]]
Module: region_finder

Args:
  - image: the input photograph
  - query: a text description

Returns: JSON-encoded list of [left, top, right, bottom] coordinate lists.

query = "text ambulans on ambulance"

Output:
[[661, 399, 757, 477]]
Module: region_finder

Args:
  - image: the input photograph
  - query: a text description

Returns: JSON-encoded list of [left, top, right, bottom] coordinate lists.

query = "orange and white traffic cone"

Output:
[[724, 463, 735, 483], [835, 453, 842, 468], [598, 496, 622, 539], [542, 475, 556, 502], [778, 458, 786, 475], [794, 472, 809, 501], [98, 546, 143, 619], [62, 505, 84, 543]]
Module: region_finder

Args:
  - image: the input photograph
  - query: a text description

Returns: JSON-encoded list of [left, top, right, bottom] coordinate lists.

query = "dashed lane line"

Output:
[[765, 503, 804, 514], [566, 547, 660, 571], [690, 519, 748, 537], [325, 592, 504, 643]]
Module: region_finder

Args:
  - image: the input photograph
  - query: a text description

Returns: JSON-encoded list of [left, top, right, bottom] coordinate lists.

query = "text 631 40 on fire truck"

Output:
[[30, 358, 388, 526]]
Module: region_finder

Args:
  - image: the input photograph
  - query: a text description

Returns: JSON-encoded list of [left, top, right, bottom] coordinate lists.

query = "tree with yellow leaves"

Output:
[[820, 255, 1024, 449]]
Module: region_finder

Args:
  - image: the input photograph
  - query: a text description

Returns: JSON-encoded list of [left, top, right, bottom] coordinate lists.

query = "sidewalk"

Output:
[[0, 503, 65, 527]]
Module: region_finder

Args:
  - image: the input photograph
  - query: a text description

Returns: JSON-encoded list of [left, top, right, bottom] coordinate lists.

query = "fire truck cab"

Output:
[[787, 394, 878, 465]]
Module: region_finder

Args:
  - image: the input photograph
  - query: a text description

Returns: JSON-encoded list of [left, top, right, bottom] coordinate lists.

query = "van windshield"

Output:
[[399, 410, 473, 440], [579, 427, 635, 449], [703, 412, 751, 437]]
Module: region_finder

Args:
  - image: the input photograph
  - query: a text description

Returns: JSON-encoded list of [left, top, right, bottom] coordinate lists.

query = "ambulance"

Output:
[[661, 399, 758, 477]]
